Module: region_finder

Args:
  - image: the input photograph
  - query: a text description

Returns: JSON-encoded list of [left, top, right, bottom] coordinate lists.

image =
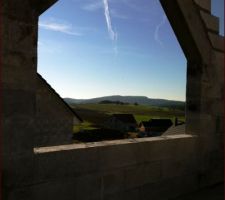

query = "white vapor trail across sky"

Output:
[[102, 0, 118, 56], [154, 14, 167, 47]]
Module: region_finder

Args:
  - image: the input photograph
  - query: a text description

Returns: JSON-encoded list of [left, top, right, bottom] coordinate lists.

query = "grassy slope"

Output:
[[72, 103, 185, 132], [75, 103, 185, 113]]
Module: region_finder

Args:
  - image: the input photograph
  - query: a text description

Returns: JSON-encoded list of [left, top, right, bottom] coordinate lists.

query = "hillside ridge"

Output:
[[64, 95, 185, 107]]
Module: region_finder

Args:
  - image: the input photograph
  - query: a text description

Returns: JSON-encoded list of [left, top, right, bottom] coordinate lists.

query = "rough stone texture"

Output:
[[164, 3, 225, 191], [2, 0, 224, 199], [175, 183, 224, 200], [2, 0, 58, 199], [194, 0, 211, 12], [35, 74, 81, 147], [2, 2, 38, 198], [208, 33, 224, 51], [30, 136, 197, 200], [200, 11, 219, 33]]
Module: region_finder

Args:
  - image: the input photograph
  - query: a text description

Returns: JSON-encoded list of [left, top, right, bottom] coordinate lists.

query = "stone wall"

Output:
[[161, 0, 224, 187], [35, 74, 81, 147], [32, 135, 198, 200], [2, 0, 57, 199], [2, 0, 224, 199]]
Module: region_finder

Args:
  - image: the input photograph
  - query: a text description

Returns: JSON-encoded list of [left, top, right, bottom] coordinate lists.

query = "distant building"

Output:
[[174, 117, 185, 126], [139, 119, 173, 137], [36, 73, 82, 147], [162, 124, 185, 136], [139, 121, 151, 133], [104, 114, 137, 132]]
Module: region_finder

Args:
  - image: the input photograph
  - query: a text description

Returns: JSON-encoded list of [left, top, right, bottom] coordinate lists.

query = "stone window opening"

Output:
[[2, 0, 223, 199], [37, 0, 188, 145]]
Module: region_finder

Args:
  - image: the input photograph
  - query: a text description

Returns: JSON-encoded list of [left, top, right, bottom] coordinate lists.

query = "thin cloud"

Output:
[[81, 1, 103, 11], [121, 0, 145, 13], [39, 20, 82, 36], [110, 9, 130, 20], [82, 1, 129, 19], [154, 15, 167, 47]]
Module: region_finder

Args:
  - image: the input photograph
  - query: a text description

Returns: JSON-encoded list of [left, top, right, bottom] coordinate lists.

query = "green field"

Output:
[[72, 103, 185, 132], [72, 103, 175, 114], [73, 121, 98, 133]]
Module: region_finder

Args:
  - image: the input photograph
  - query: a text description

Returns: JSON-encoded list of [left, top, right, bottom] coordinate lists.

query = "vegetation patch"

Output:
[[71, 103, 185, 142]]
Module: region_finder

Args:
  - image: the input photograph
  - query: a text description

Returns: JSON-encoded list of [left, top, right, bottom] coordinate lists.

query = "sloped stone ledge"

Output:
[[34, 134, 194, 154]]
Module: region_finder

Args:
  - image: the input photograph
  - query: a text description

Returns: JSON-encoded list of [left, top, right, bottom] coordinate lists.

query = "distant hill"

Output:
[[64, 98, 86, 104], [64, 95, 185, 108]]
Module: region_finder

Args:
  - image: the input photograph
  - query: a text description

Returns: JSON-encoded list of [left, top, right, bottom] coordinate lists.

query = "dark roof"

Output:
[[37, 73, 83, 122], [149, 119, 173, 127], [139, 121, 152, 127], [163, 124, 185, 135], [112, 114, 137, 124]]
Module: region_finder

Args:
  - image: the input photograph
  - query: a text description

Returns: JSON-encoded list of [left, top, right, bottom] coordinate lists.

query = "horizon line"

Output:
[[63, 95, 186, 102]]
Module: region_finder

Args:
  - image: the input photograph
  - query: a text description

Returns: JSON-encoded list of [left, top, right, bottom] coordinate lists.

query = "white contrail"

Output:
[[102, 0, 116, 40], [39, 20, 82, 36], [154, 14, 167, 47], [102, 0, 118, 56]]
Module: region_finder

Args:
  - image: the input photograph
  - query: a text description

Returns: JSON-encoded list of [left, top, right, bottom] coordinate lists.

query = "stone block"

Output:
[[7, 187, 34, 200], [137, 136, 196, 162], [30, 176, 101, 200], [2, 0, 36, 22], [140, 180, 174, 200], [3, 68, 36, 91], [35, 147, 100, 181], [98, 142, 139, 170], [200, 11, 219, 33], [140, 174, 198, 200], [3, 89, 36, 117], [137, 139, 174, 162], [2, 51, 37, 70], [211, 51, 224, 68], [3, 17, 38, 54], [121, 189, 140, 200], [211, 99, 224, 116], [3, 154, 35, 188], [214, 115, 224, 134], [208, 32, 224, 52], [161, 157, 197, 179], [124, 161, 161, 190], [194, 0, 211, 12], [3, 121, 35, 154], [104, 189, 140, 200], [186, 80, 202, 98], [170, 140, 197, 162], [201, 79, 223, 100], [211, 51, 224, 82], [73, 174, 102, 200], [2, 0, 57, 21], [103, 192, 124, 200], [102, 170, 125, 195], [198, 164, 224, 187], [185, 112, 197, 125]]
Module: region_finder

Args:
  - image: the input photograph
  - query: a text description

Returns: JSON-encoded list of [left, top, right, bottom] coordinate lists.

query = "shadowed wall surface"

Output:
[[36, 73, 81, 147], [2, 0, 224, 199]]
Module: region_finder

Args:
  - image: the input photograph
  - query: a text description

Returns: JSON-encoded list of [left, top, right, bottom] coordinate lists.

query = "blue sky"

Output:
[[38, 0, 224, 101]]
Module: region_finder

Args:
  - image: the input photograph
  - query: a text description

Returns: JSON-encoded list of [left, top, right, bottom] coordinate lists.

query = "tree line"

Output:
[[99, 100, 139, 106]]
